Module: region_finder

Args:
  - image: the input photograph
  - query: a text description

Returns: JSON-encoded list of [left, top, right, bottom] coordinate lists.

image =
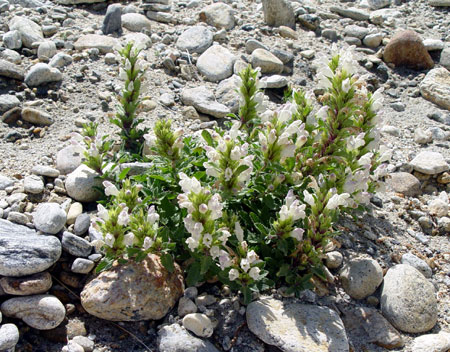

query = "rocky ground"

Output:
[[0, 0, 449, 351]]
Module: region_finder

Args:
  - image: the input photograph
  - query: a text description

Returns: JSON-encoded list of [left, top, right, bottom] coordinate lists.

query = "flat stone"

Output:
[[245, 39, 269, 54], [401, 253, 432, 278], [0, 219, 61, 277], [176, 26, 213, 54], [429, 0, 450, 5], [65, 164, 102, 203], [247, 297, 349, 352], [381, 264, 437, 333], [339, 258, 383, 300], [0, 324, 19, 351], [199, 2, 235, 30], [121, 13, 152, 32], [423, 38, 445, 51], [74, 34, 118, 54], [1, 295, 66, 330], [146, 11, 173, 24], [383, 30, 434, 70], [367, 0, 391, 9], [182, 313, 214, 338], [25, 63, 63, 87], [49, 53, 73, 68], [178, 297, 197, 317], [0, 95, 20, 115], [33, 202, 67, 234], [62, 231, 92, 258], [0, 59, 24, 80], [197, 45, 235, 82], [71, 258, 95, 274], [411, 331, 450, 352], [251, 48, 284, 74], [0, 272, 52, 295], [21, 107, 53, 125], [421, 67, 450, 111], [410, 151, 449, 175], [330, 6, 370, 21], [24, 174, 45, 194], [344, 25, 369, 39], [0, 49, 22, 65], [81, 254, 184, 321], [31, 165, 60, 178], [262, 0, 296, 29], [56, 145, 84, 175], [9, 16, 44, 48], [157, 323, 220, 352], [258, 75, 288, 89], [181, 86, 230, 118], [386, 172, 421, 196]]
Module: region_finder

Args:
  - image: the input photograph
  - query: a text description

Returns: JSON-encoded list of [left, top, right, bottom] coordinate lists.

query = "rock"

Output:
[[1, 295, 66, 330], [0, 175, 15, 190], [71, 336, 94, 352], [0, 272, 52, 295], [7, 212, 28, 225], [178, 297, 197, 317], [245, 39, 269, 54], [363, 33, 383, 48], [381, 264, 438, 333], [62, 231, 92, 257], [429, 0, 450, 5], [34, 203, 67, 234], [21, 107, 53, 125], [145, 11, 173, 24], [199, 2, 235, 30], [369, 8, 401, 25], [367, 0, 391, 9], [258, 75, 288, 89], [410, 151, 449, 175], [197, 45, 235, 82], [31, 165, 60, 178], [65, 164, 102, 203], [0, 324, 19, 351], [56, 145, 84, 175], [49, 53, 73, 68], [383, 30, 434, 70], [81, 254, 184, 321], [159, 93, 175, 107], [0, 95, 20, 114], [386, 172, 421, 196], [67, 203, 83, 225], [423, 39, 445, 51], [63, 341, 84, 352], [215, 75, 240, 113], [428, 191, 449, 217], [339, 258, 383, 300], [298, 14, 320, 31], [182, 313, 214, 338], [344, 25, 369, 40], [37, 41, 57, 60], [3, 30, 22, 50], [121, 13, 152, 32], [0, 49, 22, 64], [0, 219, 61, 277], [414, 128, 433, 144], [0, 59, 25, 80], [25, 63, 63, 87], [74, 34, 118, 54], [420, 67, 450, 111], [330, 6, 370, 21], [123, 32, 152, 49], [9, 16, 44, 48], [181, 86, 230, 118], [158, 323, 220, 352], [251, 48, 283, 74], [56, 0, 106, 3], [1, 106, 21, 124], [278, 26, 297, 40], [401, 253, 432, 278], [262, 0, 296, 29], [411, 331, 450, 352], [325, 251, 343, 269], [176, 26, 213, 54], [102, 4, 122, 35], [322, 29, 338, 42], [247, 297, 349, 351], [71, 258, 95, 274], [24, 174, 44, 194]]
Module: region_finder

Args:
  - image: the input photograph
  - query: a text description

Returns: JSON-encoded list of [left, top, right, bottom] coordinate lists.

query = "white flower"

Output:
[[285, 190, 296, 208], [303, 190, 315, 206], [104, 233, 115, 248], [143, 236, 154, 250], [358, 152, 373, 167], [218, 229, 231, 245], [97, 204, 109, 221], [219, 251, 233, 270], [208, 194, 223, 220], [210, 246, 220, 259], [228, 268, 239, 281], [147, 205, 160, 225], [240, 258, 250, 273], [290, 228, 304, 241], [91, 239, 105, 252], [199, 203, 208, 214], [123, 232, 136, 247], [249, 267, 261, 281], [230, 146, 242, 161], [203, 233, 213, 248], [347, 132, 366, 151], [342, 78, 351, 93], [103, 181, 119, 196], [316, 106, 329, 120], [340, 48, 358, 75], [371, 87, 384, 112], [378, 145, 392, 163], [224, 167, 233, 181], [117, 207, 129, 226], [246, 250, 259, 264], [178, 173, 202, 194], [280, 191, 306, 221], [326, 193, 351, 210], [178, 194, 195, 213], [235, 221, 244, 243]]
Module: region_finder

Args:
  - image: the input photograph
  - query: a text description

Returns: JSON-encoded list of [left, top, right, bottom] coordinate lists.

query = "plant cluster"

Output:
[[82, 43, 390, 303]]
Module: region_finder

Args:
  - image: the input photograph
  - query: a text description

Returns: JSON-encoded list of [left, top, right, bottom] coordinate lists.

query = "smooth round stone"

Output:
[[197, 45, 235, 82], [24, 63, 63, 87], [0, 272, 52, 295], [21, 107, 53, 126], [121, 13, 152, 32], [0, 175, 15, 190], [37, 41, 57, 60], [49, 53, 73, 68], [62, 341, 84, 352], [24, 175, 45, 194], [199, 2, 235, 30], [0, 95, 20, 115], [74, 213, 91, 236], [386, 172, 421, 197], [410, 331, 450, 352], [339, 258, 383, 299], [56, 145, 84, 175], [71, 258, 95, 274], [181, 86, 230, 118], [401, 253, 432, 278], [258, 75, 288, 89], [251, 48, 284, 74], [178, 297, 197, 317], [65, 164, 102, 203], [9, 16, 43, 48], [325, 251, 344, 269], [363, 33, 383, 48], [158, 323, 220, 352], [61, 231, 92, 257], [33, 202, 67, 234], [0, 49, 22, 64], [1, 295, 66, 330], [3, 30, 22, 50], [73, 34, 118, 54], [0, 58, 23, 81], [67, 202, 83, 225], [0, 324, 19, 351], [31, 165, 60, 178], [182, 313, 214, 338], [176, 26, 213, 54], [71, 336, 94, 352], [381, 264, 437, 333], [410, 151, 449, 175]]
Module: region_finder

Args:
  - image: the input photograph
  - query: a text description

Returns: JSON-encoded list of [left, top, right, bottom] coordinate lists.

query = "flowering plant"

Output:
[[88, 43, 389, 303]]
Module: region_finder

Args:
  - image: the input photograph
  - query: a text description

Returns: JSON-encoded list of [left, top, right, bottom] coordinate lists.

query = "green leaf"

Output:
[[95, 257, 114, 273], [118, 167, 131, 181], [276, 263, 291, 277], [242, 286, 252, 305], [200, 256, 212, 275], [201, 130, 214, 146], [234, 164, 249, 177], [186, 261, 202, 287], [161, 253, 175, 273]]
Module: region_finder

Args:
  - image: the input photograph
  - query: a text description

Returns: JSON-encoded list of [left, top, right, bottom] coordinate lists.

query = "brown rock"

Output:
[[0, 272, 52, 296], [386, 172, 421, 196], [383, 30, 434, 70], [1, 107, 22, 124], [0, 59, 25, 80], [80, 254, 184, 321]]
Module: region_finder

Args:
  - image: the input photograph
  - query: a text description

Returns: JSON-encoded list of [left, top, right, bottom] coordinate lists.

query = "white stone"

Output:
[[37, 41, 57, 60], [251, 49, 283, 74], [181, 86, 230, 118], [33, 202, 67, 234], [182, 313, 214, 338], [176, 26, 213, 54], [197, 45, 235, 82], [420, 67, 450, 111], [121, 13, 152, 32], [410, 151, 449, 175], [339, 257, 383, 299], [24, 175, 44, 194], [8, 16, 43, 48], [200, 2, 235, 30], [65, 164, 102, 203], [25, 63, 63, 87], [401, 253, 432, 278], [411, 331, 450, 352], [0, 324, 19, 351], [3, 30, 22, 50]]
